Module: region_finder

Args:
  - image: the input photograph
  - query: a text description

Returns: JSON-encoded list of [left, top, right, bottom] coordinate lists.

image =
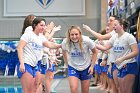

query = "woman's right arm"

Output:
[[83, 24, 112, 40], [17, 40, 27, 72], [62, 50, 68, 67]]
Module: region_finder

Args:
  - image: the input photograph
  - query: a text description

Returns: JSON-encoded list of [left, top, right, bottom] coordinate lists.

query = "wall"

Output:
[[101, 0, 108, 30], [0, 0, 101, 40]]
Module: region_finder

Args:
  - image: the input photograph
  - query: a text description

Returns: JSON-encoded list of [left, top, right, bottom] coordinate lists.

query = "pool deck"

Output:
[[0, 76, 107, 93], [51, 78, 107, 93]]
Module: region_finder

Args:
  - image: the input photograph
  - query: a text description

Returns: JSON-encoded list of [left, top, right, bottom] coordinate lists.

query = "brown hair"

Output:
[[99, 29, 106, 35], [21, 14, 36, 35], [115, 17, 129, 31], [32, 17, 46, 31]]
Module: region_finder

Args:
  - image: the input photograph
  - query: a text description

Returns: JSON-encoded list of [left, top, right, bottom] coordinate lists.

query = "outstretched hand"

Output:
[[52, 25, 61, 32], [46, 21, 55, 32], [83, 24, 92, 31]]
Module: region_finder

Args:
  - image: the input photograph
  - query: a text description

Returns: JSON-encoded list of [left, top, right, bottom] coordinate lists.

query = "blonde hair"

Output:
[[65, 25, 84, 53]]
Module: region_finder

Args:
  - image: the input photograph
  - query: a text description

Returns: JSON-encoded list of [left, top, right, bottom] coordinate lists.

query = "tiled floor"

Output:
[[51, 78, 107, 93]]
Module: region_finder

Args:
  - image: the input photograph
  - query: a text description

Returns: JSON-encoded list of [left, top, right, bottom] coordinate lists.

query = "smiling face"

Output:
[[32, 17, 46, 35], [113, 20, 123, 33], [66, 26, 84, 52], [69, 28, 81, 43], [37, 21, 46, 33]]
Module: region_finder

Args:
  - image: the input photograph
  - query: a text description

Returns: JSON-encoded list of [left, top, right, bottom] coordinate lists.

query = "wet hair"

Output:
[[111, 15, 120, 20], [32, 17, 46, 31], [21, 14, 36, 35], [66, 25, 84, 53], [115, 17, 129, 31]]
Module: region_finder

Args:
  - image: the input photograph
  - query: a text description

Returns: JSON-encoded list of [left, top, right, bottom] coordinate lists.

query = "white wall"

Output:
[[0, 0, 101, 40]]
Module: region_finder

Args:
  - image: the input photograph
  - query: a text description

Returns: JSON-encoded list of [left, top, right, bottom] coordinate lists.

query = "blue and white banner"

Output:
[[107, 0, 119, 14], [4, 0, 85, 16]]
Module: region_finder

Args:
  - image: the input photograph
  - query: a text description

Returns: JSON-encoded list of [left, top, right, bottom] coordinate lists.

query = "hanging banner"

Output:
[[107, 0, 119, 14], [4, 0, 85, 16]]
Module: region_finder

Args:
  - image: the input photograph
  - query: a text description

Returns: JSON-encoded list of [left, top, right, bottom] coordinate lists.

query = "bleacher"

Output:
[[0, 40, 66, 78], [0, 41, 18, 76], [0, 41, 20, 93]]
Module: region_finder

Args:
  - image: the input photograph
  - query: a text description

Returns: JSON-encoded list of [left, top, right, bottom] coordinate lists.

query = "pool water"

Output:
[[0, 87, 22, 93], [0, 76, 22, 93], [0, 67, 67, 93]]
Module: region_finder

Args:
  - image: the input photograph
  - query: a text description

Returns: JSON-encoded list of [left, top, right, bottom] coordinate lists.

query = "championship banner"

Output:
[[4, 0, 85, 16]]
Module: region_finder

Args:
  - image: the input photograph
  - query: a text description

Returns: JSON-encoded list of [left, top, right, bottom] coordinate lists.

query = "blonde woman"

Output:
[[61, 25, 98, 93]]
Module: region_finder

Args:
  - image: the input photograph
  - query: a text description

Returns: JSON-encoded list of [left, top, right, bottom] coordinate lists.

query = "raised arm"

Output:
[[45, 22, 61, 40], [48, 25, 61, 40], [83, 24, 112, 40]]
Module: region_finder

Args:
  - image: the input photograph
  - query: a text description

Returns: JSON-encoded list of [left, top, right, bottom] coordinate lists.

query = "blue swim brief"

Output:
[[117, 62, 138, 78], [35, 60, 42, 72], [107, 63, 117, 79], [94, 64, 101, 75], [17, 63, 37, 78], [68, 65, 92, 81]]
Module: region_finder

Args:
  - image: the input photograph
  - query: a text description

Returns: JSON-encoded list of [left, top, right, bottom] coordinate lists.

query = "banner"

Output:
[[4, 0, 85, 16], [107, 0, 119, 14]]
